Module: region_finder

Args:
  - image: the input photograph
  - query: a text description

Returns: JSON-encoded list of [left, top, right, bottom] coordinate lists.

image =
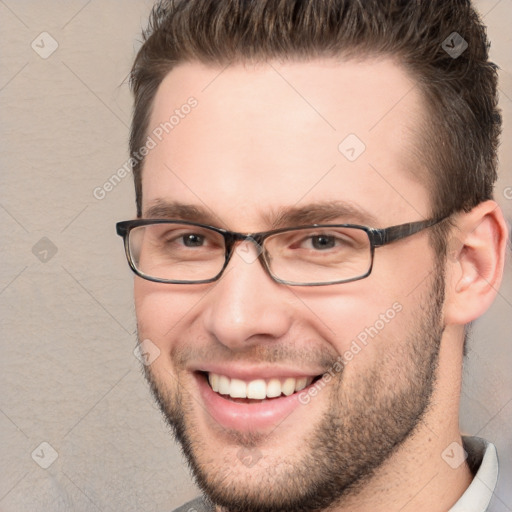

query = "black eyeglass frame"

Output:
[[116, 216, 448, 286]]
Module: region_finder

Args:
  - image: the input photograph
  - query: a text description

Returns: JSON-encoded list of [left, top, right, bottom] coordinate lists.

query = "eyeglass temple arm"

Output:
[[372, 217, 447, 247], [116, 223, 128, 237]]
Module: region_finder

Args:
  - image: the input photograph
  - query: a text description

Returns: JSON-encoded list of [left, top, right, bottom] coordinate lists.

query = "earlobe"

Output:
[[444, 200, 508, 326]]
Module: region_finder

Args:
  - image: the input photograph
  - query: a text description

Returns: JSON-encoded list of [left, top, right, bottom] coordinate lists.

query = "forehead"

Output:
[[142, 58, 430, 229]]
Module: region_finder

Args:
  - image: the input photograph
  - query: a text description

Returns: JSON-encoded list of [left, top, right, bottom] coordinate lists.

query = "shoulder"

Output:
[[171, 496, 213, 512]]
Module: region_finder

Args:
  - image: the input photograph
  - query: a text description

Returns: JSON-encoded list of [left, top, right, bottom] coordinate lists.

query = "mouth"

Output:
[[204, 372, 318, 403], [193, 369, 325, 432]]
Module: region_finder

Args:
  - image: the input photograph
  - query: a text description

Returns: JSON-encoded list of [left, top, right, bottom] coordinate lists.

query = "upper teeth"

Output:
[[208, 373, 313, 399]]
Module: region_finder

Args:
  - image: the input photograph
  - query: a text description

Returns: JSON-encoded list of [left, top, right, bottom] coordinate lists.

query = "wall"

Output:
[[1, 1, 511, 510]]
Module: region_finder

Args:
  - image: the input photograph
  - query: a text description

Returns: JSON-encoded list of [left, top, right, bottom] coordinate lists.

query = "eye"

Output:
[[278, 229, 356, 253], [181, 233, 205, 247], [298, 233, 348, 251], [309, 235, 336, 250]]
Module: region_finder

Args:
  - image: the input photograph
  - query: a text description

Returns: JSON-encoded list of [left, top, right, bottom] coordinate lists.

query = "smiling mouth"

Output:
[[202, 372, 321, 402]]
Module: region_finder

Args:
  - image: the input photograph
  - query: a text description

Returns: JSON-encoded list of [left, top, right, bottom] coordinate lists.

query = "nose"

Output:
[[201, 242, 293, 350]]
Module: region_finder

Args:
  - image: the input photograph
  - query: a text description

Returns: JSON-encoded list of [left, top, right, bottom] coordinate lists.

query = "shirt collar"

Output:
[[449, 436, 499, 512]]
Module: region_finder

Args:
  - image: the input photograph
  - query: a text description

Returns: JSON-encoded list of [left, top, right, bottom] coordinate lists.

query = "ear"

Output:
[[444, 200, 509, 325]]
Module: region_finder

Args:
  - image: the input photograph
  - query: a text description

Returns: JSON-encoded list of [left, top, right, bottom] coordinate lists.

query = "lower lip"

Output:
[[196, 373, 311, 432]]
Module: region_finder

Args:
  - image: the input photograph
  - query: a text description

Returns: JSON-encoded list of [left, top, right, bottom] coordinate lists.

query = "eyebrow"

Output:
[[264, 202, 379, 228], [143, 199, 380, 230], [144, 201, 220, 224]]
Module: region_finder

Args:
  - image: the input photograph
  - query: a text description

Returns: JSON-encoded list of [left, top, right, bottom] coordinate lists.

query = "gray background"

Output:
[[1, 1, 511, 511]]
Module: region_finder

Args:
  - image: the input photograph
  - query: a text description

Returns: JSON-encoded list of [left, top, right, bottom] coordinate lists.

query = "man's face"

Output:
[[135, 58, 445, 511]]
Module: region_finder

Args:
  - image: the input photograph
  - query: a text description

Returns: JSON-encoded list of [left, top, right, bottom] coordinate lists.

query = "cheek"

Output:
[[302, 278, 404, 344], [319, 296, 404, 363], [307, 253, 429, 364], [374, 240, 436, 293], [134, 279, 203, 348]]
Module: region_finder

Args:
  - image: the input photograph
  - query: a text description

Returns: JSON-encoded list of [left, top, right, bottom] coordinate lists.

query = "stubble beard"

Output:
[[141, 267, 445, 512]]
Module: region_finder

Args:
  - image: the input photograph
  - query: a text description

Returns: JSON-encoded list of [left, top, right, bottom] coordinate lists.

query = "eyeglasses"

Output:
[[116, 216, 447, 286]]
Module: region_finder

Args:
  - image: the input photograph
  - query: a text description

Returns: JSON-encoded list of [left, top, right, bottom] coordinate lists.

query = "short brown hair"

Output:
[[130, 0, 501, 226]]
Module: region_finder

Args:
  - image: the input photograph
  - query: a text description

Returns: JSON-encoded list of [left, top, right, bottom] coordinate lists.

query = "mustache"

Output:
[[137, 325, 340, 371], [137, 330, 340, 372], [177, 344, 339, 371]]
